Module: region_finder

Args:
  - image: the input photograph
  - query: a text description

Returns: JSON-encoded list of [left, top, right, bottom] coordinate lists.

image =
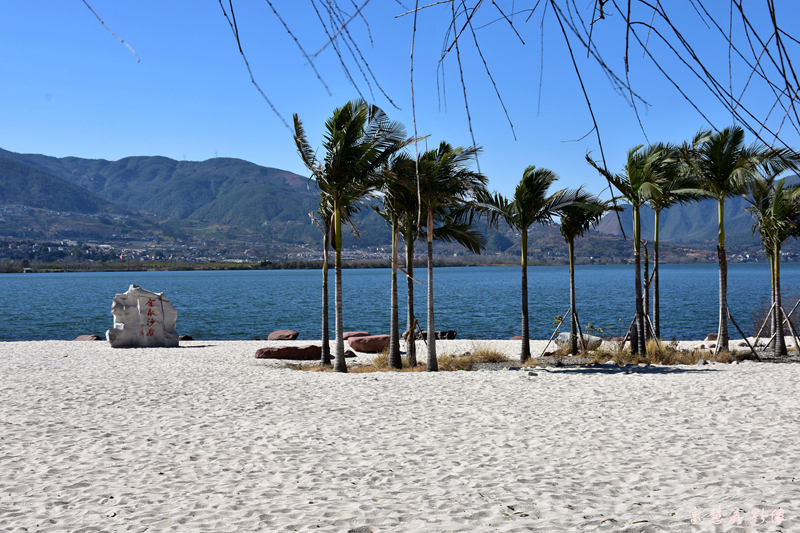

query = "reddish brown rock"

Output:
[[704, 333, 718, 341], [343, 331, 370, 340], [268, 330, 300, 341], [510, 336, 523, 340], [74, 334, 102, 341], [348, 334, 390, 353], [255, 345, 320, 360], [254, 345, 356, 360], [179, 334, 194, 341]]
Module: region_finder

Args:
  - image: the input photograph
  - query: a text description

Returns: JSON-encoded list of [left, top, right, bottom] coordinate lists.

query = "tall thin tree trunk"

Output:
[[569, 239, 578, 356], [333, 204, 347, 373], [405, 224, 417, 367], [774, 243, 787, 356], [426, 207, 437, 371], [388, 218, 401, 368], [633, 206, 646, 356], [520, 231, 531, 363], [717, 197, 729, 352], [768, 252, 776, 350], [321, 228, 331, 366], [643, 241, 650, 341], [653, 210, 660, 339]]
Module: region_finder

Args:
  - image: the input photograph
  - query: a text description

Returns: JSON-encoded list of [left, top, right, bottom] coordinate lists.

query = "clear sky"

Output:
[[1, 1, 798, 197]]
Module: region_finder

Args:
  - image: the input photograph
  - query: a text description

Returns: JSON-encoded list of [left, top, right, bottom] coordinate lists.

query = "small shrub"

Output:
[[437, 347, 510, 371]]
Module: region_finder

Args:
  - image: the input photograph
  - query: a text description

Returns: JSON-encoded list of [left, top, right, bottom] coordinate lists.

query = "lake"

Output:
[[0, 263, 792, 341]]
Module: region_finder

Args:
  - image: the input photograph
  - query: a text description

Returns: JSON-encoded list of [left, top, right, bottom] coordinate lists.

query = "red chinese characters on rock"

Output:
[[141, 299, 158, 336]]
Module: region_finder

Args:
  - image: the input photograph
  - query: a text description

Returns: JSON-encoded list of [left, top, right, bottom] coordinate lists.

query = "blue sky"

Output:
[[1, 1, 798, 197]]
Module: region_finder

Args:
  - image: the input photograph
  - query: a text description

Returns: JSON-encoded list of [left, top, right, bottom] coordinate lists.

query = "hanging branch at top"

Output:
[[217, 0, 290, 130], [81, 0, 139, 62], [264, 0, 332, 96]]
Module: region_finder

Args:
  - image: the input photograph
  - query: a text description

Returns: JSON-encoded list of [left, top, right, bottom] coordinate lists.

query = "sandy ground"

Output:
[[0, 340, 797, 532]]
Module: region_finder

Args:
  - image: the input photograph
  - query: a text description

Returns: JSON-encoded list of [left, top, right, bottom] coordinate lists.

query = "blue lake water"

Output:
[[0, 263, 792, 341]]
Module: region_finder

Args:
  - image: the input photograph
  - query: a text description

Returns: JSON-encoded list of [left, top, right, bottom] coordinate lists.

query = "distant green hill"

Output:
[[0, 148, 320, 228], [0, 157, 120, 214], [597, 184, 794, 247], [4, 146, 796, 253]]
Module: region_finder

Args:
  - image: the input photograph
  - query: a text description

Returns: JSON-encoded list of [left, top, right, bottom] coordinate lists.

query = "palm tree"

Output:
[[399, 202, 419, 367], [587, 145, 669, 356], [294, 100, 408, 372], [374, 153, 417, 369], [648, 148, 706, 338], [309, 200, 362, 366], [308, 202, 333, 365], [558, 190, 609, 355], [481, 166, 576, 363], [395, 179, 484, 368], [416, 142, 488, 371], [745, 175, 800, 356], [682, 126, 796, 352]]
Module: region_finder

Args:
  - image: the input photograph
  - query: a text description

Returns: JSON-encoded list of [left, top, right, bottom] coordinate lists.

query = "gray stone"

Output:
[[106, 285, 179, 348], [697, 359, 707, 365], [74, 334, 102, 341], [555, 332, 602, 350], [527, 371, 538, 376]]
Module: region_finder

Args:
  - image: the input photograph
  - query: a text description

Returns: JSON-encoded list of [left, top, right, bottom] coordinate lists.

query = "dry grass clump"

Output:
[[587, 338, 757, 365], [348, 350, 425, 373], [282, 346, 509, 372], [437, 347, 509, 371]]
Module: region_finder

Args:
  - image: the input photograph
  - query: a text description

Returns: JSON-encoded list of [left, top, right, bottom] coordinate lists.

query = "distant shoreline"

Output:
[[1, 256, 741, 274]]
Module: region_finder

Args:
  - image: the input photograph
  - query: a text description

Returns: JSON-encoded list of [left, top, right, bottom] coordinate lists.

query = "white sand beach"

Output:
[[0, 340, 797, 532]]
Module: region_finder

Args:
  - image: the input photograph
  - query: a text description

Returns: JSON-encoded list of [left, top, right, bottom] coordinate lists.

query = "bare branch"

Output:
[[312, 0, 372, 57], [81, 0, 139, 62], [264, 0, 332, 96], [218, 0, 290, 130]]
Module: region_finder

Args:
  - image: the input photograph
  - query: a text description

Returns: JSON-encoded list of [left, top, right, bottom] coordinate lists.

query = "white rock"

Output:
[[106, 285, 179, 348], [555, 332, 603, 350]]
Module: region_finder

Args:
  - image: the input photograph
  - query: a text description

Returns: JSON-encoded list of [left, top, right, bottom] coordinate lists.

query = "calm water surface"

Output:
[[0, 263, 791, 341]]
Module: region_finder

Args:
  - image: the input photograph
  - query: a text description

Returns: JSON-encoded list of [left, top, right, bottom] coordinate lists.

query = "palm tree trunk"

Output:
[[569, 238, 578, 356], [653, 210, 660, 339], [333, 203, 347, 373], [520, 230, 531, 363], [643, 241, 650, 341], [426, 206, 438, 371], [633, 206, 646, 356], [774, 243, 786, 356], [388, 217, 401, 368], [768, 252, 776, 350], [321, 227, 331, 366], [405, 223, 417, 367], [717, 197, 729, 352]]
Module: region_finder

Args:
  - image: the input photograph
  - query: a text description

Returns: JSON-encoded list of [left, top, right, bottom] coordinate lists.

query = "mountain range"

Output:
[[0, 146, 793, 256]]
